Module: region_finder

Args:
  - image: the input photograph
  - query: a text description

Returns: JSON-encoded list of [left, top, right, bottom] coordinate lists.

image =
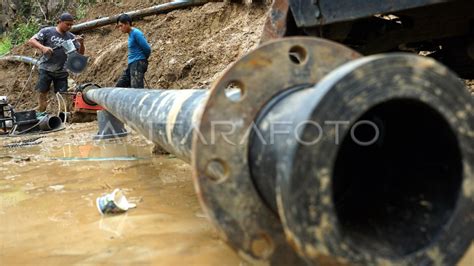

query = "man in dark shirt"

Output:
[[28, 12, 85, 113], [115, 14, 151, 89]]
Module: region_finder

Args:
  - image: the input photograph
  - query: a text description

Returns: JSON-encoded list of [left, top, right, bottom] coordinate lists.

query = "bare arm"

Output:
[[75, 35, 85, 55], [27, 37, 52, 55]]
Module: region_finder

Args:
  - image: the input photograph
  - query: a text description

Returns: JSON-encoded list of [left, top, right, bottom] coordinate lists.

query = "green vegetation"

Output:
[[10, 20, 40, 46], [0, 36, 13, 56], [0, 20, 39, 56], [76, 0, 97, 20], [0, 0, 97, 56]]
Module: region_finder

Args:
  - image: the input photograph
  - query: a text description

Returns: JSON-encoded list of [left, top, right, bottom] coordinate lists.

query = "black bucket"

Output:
[[14, 110, 37, 125], [14, 110, 38, 132]]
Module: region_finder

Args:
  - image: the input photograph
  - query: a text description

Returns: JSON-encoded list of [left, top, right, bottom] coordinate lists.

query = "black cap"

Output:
[[59, 12, 74, 22]]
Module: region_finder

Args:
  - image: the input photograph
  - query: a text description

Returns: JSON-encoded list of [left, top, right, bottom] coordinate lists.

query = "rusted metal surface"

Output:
[[192, 37, 360, 264], [261, 0, 474, 78], [259, 0, 289, 44], [290, 0, 453, 27], [275, 54, 474, 265], [71, 0, 209, 33]]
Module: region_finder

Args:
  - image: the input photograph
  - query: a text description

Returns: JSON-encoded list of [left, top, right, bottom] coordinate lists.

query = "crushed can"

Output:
[[96, 188, 136, 215]]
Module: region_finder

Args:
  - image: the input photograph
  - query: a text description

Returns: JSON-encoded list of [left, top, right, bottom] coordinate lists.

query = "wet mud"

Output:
[[0, 123, 243, 264]]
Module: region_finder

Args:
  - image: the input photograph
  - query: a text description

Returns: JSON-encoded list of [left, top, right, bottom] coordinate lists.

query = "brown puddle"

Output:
[[0, 124, 243, 265], [1, 123, 472, 265]]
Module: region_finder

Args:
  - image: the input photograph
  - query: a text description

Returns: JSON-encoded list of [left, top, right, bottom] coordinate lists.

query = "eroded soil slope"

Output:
[[0, 1, 268, 112]]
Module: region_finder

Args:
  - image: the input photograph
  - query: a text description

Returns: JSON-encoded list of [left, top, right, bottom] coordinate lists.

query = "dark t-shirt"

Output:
[[33, 27, 79, 73]]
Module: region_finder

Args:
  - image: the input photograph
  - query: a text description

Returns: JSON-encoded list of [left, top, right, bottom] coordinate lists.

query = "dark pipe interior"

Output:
[[59, 112, 66, 123], [47, 116, 62, 129], [332, 99, 463, 257]]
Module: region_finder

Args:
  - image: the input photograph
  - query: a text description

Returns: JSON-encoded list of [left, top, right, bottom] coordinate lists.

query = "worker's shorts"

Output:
[[36, 70, 69, 93], [116, 59, 148, 89]]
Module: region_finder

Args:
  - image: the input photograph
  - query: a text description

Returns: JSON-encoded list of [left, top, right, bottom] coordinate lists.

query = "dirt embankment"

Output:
[[0, 1, 268, 112], [1, 0, 472, 114]]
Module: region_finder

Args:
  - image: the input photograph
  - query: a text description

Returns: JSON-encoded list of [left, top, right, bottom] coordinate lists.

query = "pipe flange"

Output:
[[192, 37, 360, 264], [278, 54, 474, 265]]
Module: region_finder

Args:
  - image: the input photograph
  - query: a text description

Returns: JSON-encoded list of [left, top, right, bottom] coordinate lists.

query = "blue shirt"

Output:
[[128, 28, 151, 64]]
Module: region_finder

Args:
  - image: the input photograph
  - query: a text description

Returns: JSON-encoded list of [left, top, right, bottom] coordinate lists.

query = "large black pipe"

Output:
[[249, 54, 474, 265], [85, 88, 207, 162], [249, 86, 316, 213], [71, 0, 209, 33]]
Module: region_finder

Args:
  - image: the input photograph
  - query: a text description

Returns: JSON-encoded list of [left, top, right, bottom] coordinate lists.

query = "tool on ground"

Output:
[[70, 83, 104, 113], [0, 96, 13, 134], [0, 96, 63, 136], [2, 136, 44, 148]]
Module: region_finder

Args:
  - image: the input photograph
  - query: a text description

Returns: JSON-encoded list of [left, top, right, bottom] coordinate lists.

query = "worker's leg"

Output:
[[130, 60, 148, 89], [116, 66, 131, 88], [52, 72, 69, 93], [38, 92, 48, 112], [51, 72, 69, 112], [36, 70, 53, 112]]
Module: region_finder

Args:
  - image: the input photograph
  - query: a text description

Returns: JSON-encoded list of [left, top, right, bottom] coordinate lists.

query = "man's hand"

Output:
[[75, 34, 84, 44], [76, 34, 85, 55], [41, 46, 53, 55]]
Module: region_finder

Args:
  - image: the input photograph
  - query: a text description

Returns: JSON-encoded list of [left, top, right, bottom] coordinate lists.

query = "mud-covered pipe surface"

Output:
[[250, 54, 474, 265]]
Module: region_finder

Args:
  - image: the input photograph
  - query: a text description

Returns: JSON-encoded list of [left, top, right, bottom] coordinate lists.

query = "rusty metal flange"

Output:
[[277, 54, 474, 265], [192, 37, 360, 264]]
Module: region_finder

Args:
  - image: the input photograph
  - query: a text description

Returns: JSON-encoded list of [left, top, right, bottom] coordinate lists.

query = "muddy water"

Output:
[[0, 126, 243, 265], [1, 124, 473, 265]]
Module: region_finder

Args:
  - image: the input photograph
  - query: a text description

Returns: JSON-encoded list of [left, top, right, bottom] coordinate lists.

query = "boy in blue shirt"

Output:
[[116, 14, 151, 88]]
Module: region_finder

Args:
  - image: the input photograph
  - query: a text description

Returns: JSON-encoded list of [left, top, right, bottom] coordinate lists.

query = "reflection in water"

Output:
[[99, 213, 129, 237]]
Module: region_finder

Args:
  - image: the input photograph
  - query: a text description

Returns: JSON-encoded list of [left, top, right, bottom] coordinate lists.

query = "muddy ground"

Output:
[[0, 123, 245, 265]]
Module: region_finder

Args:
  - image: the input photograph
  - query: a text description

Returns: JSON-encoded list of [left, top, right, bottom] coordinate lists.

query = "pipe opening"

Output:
[[333, 99, 463, 257], [58, 112, 70, 123], [47, 116, 62, 129], [40, 116, 62, 131]]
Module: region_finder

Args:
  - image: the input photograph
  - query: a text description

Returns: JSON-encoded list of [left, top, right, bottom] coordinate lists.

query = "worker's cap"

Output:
[[59, 12, 74, 22]]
